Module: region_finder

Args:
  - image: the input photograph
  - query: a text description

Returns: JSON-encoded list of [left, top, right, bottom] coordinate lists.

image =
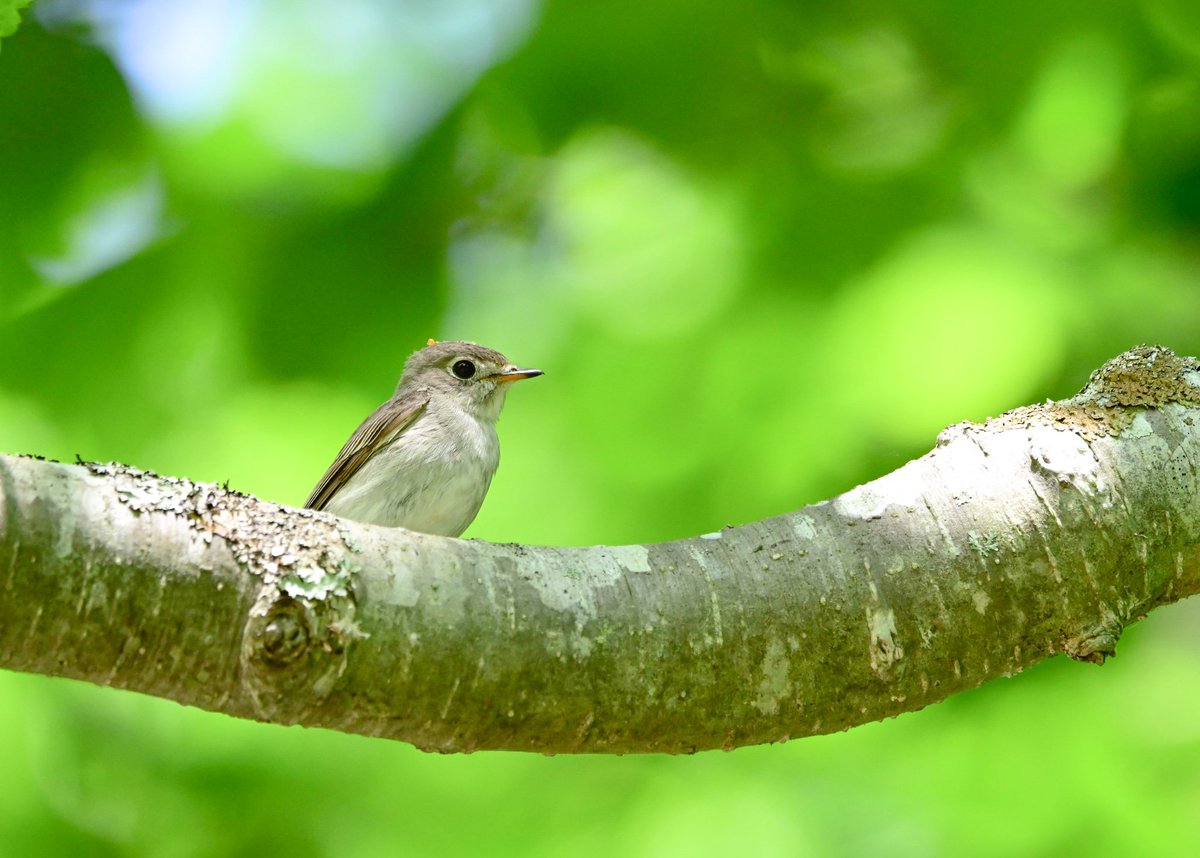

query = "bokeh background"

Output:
[[3, 0, 1200, 854]]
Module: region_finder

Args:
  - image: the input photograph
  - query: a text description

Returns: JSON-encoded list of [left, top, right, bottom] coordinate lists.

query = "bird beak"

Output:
[[491, 367, 544, 383]]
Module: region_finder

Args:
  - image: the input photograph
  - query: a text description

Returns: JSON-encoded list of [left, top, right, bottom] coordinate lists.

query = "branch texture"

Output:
[[2, 345, 1199, 753]]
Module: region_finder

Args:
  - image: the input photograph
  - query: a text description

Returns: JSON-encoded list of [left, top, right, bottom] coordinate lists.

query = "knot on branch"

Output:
[[255, 598, 311, 667], [241, 587, 366, 714], [1065, 614, 1125, 665]]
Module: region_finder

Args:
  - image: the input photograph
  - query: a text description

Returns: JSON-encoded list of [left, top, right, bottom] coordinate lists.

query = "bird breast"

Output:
[[323, 403, 500, 536]]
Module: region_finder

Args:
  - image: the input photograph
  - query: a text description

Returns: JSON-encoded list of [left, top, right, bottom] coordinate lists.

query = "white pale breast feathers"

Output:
[[306, 396, 502, 536]]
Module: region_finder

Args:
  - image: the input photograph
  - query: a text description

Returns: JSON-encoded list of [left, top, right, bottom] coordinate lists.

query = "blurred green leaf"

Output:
[[0, 0, 33, 49]]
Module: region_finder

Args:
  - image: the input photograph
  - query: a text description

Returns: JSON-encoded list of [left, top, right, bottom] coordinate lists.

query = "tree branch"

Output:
[[2, 345, 1199, 753]]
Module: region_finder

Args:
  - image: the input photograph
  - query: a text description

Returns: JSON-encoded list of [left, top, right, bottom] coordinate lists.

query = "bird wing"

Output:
[[304, 394, 429, 511]]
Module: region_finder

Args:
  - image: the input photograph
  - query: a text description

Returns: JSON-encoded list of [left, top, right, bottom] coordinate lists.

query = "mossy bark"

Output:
[[2, 346, 1199, 754]]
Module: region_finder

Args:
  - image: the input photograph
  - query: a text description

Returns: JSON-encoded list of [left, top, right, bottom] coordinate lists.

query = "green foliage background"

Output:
[[3, 0, 1200, 854]]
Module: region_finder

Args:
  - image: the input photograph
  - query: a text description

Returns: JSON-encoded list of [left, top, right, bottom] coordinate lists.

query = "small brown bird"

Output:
[[305, 339, 542, 536]]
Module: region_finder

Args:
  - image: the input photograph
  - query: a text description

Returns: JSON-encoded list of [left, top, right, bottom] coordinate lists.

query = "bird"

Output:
[[305, 339, 542, 536]]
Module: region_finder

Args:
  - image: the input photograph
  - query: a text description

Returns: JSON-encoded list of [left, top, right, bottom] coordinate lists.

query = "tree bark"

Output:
[[2, 345, 1199, 754]]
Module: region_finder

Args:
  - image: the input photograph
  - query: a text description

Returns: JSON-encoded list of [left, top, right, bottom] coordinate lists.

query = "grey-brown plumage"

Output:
[[305, 340, 542, 536]]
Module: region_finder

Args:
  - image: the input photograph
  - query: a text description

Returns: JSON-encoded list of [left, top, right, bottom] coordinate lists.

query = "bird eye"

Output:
[[451, 359, 477, 380]]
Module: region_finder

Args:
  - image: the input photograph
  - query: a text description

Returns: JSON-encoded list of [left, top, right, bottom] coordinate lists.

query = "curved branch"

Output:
[[2, 346, 1199, 753]]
